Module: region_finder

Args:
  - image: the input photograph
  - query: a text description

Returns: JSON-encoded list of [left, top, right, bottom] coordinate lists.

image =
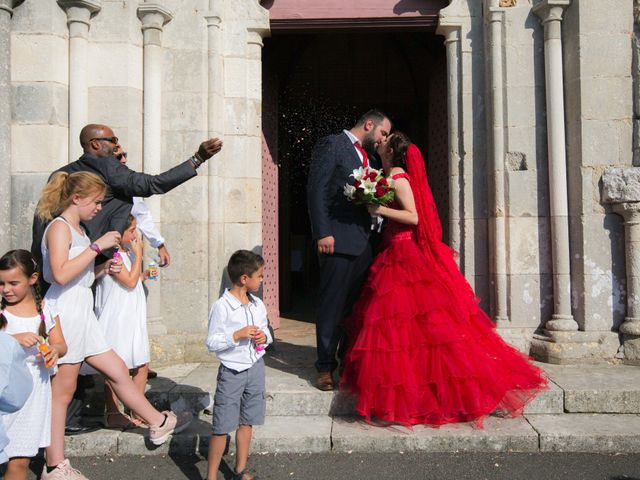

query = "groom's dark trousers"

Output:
[[307, 132, 377, 373], [316, 245, 372, 373]]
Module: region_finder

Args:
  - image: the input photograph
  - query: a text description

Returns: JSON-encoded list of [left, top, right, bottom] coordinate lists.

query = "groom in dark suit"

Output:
[[307, 109, 392, 390]]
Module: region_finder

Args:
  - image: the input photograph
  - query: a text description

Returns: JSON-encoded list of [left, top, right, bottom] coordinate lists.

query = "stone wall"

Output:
[[564, 0, 632, 332]]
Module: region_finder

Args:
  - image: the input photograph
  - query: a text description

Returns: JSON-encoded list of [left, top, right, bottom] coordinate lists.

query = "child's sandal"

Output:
[[232, 469, 259, 480]]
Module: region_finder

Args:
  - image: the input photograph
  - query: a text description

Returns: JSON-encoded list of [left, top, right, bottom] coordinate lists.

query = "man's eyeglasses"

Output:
[[91, 136, 119, 144]]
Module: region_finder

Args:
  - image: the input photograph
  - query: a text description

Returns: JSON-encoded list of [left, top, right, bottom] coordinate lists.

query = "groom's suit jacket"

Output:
[[307, 131, 379, 256]]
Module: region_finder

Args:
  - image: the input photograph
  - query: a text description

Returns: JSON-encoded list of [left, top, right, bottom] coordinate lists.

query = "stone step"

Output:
[[526, 414, 640, 453], [542, 363, 640, 413], [64, 414, 640, 456]]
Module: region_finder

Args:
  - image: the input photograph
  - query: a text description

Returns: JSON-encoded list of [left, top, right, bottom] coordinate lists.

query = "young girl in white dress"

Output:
[[95, 215, 150, 428], [37, 171, 192, 480], [0, 249, 67, 480]]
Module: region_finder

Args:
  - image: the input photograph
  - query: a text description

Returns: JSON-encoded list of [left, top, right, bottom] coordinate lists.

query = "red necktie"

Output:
[[354, 141, 369, 168]]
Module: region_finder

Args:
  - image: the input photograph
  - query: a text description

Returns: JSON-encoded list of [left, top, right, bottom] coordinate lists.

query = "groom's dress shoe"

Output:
[[315, 372, 334, 391], [65, 423, 100, 436]]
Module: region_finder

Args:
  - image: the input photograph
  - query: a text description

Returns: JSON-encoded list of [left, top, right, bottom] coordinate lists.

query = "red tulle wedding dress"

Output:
[[340, 145, 547, 427]]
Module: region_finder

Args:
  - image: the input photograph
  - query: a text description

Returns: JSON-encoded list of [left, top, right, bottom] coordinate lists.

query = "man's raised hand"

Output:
[[197, 138, 223, 161]]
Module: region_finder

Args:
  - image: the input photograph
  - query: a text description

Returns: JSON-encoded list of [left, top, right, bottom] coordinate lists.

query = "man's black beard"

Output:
[[362, 135, 376, 156]]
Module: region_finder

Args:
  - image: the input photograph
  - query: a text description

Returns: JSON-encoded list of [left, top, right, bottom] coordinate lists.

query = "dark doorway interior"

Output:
[[263, 31, 448, 320]]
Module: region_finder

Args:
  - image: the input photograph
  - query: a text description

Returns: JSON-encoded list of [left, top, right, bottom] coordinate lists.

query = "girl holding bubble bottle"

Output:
[[0, 249, 67, 480]]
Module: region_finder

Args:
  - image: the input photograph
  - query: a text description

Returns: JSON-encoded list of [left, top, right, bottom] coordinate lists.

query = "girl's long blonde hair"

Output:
[[36, 171, 107, 221]]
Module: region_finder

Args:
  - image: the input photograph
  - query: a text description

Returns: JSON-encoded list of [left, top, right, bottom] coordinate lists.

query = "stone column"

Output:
[[0, 0, 24, 253], [486, 3, 509, 326], [57, 0, 101, 163], [137, 3, 172, 338], [436, 20, 463, 262], [633, 0, 640, 166], [533, 0, 578, 331], [603, 167, 640, 360], [204, 1, 224, 310]]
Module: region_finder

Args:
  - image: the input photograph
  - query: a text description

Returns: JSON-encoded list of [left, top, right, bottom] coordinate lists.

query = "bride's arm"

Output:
[[368, 177, 418, 225]]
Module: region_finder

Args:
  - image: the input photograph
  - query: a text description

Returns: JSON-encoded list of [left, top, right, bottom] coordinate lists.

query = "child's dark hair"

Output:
[[126, 214, 136, 230], [0, 249, 46, 337], [227, 250, 264, 284]]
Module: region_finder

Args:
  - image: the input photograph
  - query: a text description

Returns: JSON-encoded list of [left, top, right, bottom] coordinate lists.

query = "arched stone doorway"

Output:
[[261, 0, 449, 323]]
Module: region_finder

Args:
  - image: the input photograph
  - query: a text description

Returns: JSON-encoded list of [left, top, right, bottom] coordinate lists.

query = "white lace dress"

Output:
[[95, 250, 150, 369], [42, 216, 111, 364], [1, 305, 56, 457]]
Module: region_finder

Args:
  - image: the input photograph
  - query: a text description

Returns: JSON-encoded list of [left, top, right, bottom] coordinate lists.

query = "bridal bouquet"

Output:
[[343, 166, 395, 229]]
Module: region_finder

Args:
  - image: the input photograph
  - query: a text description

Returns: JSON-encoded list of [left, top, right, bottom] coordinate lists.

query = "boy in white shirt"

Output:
[[205, 250, 272, 480]]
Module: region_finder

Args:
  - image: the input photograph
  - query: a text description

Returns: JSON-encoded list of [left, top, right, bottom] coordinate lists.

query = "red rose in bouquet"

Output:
[[343, 166, 396, 229]]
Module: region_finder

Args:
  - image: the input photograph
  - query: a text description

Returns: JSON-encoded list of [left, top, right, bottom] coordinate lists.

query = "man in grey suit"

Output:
[[32, 123, 222, 270], [307, 109, 391, 390]]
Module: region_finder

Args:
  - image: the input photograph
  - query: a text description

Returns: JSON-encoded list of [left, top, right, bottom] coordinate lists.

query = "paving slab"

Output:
[[527, 414, 640, 452], [543, 364, 640, 413], [523, 379, 564, 414], [331, 416, 539, 453], [65, 429, 120, 457]]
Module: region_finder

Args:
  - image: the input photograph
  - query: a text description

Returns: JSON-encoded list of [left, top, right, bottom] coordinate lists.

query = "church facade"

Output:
[[1, 0, 636, 365]]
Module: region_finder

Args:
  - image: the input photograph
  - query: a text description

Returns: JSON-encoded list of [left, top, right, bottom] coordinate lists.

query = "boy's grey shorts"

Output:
[[212, 358, 266, 435]]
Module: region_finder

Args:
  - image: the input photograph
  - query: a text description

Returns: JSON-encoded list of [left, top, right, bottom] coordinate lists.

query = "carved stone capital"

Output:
[[0, 0, 24, 17], [532, 0, 570, 24], [137, 3, 172, 46], [57, 0, 101, 21], [603, 167, 640, 205]]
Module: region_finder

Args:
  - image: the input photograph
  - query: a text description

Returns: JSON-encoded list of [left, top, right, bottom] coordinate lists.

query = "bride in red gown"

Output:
[[340, 132, 547, 427]]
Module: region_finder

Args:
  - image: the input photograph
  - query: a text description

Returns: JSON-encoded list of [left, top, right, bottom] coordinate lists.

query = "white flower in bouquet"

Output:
[[343, 184, 356, 200], [350, 166, 367, 182]]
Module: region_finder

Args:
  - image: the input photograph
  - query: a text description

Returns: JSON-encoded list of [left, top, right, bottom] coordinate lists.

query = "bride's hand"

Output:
[[367, 204, 382, 215]]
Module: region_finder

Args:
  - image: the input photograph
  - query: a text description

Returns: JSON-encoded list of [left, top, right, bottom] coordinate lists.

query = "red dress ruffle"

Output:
[[340, 222, 547, 427]]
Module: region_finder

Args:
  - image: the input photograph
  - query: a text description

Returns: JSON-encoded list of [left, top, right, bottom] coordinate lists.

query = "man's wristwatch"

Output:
[[89, 243, 101, 255]]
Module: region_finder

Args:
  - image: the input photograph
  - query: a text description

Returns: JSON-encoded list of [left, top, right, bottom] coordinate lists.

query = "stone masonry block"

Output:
[[505, 125, 547, 173], [10, 173, 49, 250], [581, 120, 630, 167], [220, 135, 261, 179], [224, 57, 247, 98], [506, 170, 547, 217], [505, 85, 544, 128], [159, 224, 208, 282], [11, 34, 68, 84], [65, 429, 119, 457], [332, 416, 538, 453], [160, 174, 208, 224], [223, 222, 261, 260], [602, 167, 640, 203], [508, 273, 553, 328], [223, 22, 249, 57], [574, 0, 632, 36], [162, 2, 204, 51], [528, 414, 640, 453], [87, 42, 143, 88], [88, 86, 142, 129], [162, 92, 206, 132], [11, 124, 67, 173], [12, 0, 68, 34], [508, 216, 551, 274], [223, 177, 261, 223], [164, 48, 205, 93], [161, 279, 209, 334], [578, 33, 632, 79], [580, 77, 632, 122], [12, 82, 68, 125], [89, 0, 142, 46]]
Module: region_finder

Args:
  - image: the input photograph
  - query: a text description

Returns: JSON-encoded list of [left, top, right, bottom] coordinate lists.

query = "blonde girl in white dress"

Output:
[[95, 215, 150, 428], [37, 171, 191, 480], [0, 249, 67, 480]]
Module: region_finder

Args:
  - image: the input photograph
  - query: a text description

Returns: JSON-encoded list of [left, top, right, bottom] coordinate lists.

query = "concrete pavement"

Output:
[[71, 319, 640, 457]]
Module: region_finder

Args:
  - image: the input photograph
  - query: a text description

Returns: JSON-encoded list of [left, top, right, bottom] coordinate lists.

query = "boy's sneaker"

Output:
[[41, 459, 89, 480], [149, 410, 193, 446]]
